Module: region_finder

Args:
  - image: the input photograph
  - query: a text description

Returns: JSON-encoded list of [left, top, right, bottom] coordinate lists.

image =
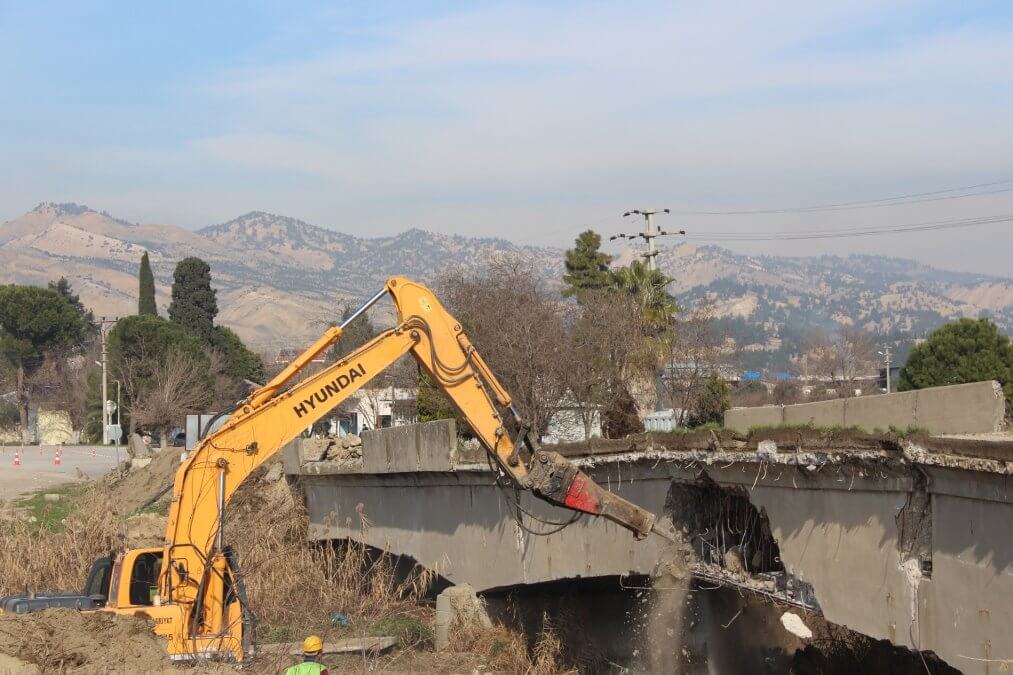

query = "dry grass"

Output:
[[224, 473, 438, 647], [2, 466, 578, 674], [0, 487, 123, 597], [450, 617, 577, 674]]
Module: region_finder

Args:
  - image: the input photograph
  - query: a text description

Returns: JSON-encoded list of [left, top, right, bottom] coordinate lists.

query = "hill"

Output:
[[2, 203, 1011, 367]]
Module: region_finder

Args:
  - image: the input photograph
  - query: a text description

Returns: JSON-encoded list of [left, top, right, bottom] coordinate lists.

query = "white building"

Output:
[[332, 386, 417, 436]]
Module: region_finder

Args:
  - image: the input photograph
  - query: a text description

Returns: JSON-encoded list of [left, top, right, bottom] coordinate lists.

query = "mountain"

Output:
[[0, 204, 560, 349], [659, 243, 1013, 369], [196, 211, 561, 297], [1, 203, 1011, 366]]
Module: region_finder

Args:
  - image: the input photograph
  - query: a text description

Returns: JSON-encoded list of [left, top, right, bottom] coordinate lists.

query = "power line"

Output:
[[669, 179, 1013, 215], [683, 213, 1013, 242]]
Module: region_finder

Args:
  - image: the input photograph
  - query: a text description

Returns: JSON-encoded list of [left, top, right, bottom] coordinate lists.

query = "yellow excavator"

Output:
[[1, 276, 657, 662]]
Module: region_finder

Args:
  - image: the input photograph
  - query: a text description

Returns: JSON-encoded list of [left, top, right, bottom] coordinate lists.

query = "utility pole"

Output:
[[101, 322, 108, 445], [98, 317, 118, 445], [609, 209, 684, 272], [879, 346, 893, 393]]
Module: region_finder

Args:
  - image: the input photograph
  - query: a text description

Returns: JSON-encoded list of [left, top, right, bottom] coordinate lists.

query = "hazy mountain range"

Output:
[[2, 203, 1011, 367]]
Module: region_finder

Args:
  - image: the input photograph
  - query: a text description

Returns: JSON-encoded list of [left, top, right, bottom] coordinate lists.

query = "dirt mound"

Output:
[[106, 448, 182, 515], [0, 608, 234, 674], [125, 512, 168, 548]]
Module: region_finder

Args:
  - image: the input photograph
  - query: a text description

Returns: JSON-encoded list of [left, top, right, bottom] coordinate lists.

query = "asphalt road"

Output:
[[0, 444, 121, 501]]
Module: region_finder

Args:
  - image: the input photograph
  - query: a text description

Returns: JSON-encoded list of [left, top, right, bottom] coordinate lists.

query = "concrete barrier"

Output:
[[362, 419, 457, 473], [913, 380, 1005, 434], [783, 399, 845, 428], [844, 390, 918, 431], [723, 406, 784, 433], [725, 381, 1005, 435]]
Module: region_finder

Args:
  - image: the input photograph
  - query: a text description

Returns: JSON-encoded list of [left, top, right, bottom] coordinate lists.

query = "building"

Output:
[[332, 386, 417, 436]]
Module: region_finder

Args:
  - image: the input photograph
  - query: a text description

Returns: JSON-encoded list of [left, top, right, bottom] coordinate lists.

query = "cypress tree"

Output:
[[168, 257, 218, 342], [138, 252, 157, 316]]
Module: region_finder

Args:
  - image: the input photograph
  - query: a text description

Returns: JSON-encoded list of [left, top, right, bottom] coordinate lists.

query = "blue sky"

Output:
[[2, 1, 1013, 274]]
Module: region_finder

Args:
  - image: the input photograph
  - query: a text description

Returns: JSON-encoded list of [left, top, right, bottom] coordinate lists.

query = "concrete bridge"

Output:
[[284, 420, 1013, 672]]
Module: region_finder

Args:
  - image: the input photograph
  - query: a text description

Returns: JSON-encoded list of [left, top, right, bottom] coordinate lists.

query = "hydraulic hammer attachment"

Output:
[[524, 449, 656, 539]]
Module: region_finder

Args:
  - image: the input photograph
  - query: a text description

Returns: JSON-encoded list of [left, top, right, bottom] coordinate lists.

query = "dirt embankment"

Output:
[[106, 448, 183, 515], [0, 608, 235, 675]]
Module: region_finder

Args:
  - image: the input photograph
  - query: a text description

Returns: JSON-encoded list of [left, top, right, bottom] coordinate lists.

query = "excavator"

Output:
[[0, 276, 658, 662]]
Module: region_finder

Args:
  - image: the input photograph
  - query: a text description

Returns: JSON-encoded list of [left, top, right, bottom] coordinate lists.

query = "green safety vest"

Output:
[[284, 661, 327, 675]]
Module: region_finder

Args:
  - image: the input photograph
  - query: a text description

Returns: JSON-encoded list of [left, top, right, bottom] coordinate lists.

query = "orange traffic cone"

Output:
[[53, 450, 61, 466], [13, 450, 20, 466], [90, 447, 96, 458]]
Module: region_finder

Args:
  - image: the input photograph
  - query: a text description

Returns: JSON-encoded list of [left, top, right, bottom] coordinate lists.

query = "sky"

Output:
[[2, 1, 1013, 275]]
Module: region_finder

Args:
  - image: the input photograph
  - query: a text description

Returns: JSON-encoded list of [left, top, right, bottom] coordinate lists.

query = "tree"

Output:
[[438, 256, 570, 438], [330, 303, 376, 361], [563, 290, 656, 439], [601, 388, 644, 438], [0, 285, 86, 441], [610, 260, 678, 330], [138, 251, 157, 316], [168, 257, 217, 341], [899, 318, 1013, 405], [108, 314, 210, 436], [48, 277, 94, 327], [130, 348, 213, 449], [562, 230, 612, 300], [661, 299, 727, 426], [803, 325, 877, 396], [685, 374, 731, 427], [211, 326, 265, 383], [417, 370, 457, 424]]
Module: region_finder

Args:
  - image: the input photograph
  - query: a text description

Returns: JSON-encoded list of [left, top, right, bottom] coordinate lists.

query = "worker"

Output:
[[285, 635, 328, 675]]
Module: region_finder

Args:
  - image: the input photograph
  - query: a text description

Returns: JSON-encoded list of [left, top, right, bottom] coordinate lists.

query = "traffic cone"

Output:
[[53, 449, 61, 466], [90, 447, 96, 458], [13, 450, 20, 466]]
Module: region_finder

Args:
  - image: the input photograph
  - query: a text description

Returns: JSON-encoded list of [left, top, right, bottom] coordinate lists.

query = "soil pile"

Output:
[[0, 608, 235, 674], [106, 448, 182, 515]]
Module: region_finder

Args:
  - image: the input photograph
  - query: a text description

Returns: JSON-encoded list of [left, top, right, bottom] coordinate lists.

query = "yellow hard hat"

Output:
[[303, 635, 323, 654]]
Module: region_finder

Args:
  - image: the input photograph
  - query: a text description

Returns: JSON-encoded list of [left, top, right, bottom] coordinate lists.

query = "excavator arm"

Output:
[[150, 276, 655, 661]]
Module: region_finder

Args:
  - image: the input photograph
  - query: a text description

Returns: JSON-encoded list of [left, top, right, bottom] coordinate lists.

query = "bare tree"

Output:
[[28, 354, 93, 442], [834, 325, 877, 392], [562, 290, 656, 440], [130, 348, 213, 449], [438, 255, 570, 438], [803, 325, 877, 396], [661, 299, 728, 426]]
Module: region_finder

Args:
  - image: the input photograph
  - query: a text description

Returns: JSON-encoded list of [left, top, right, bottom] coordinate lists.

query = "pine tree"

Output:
[[899, 318, 1013, 406], [138, 251, 157, 316], [562, 230, 612, 299], [168, 257, 218, 342], [48, 276, 95, 326], [0, 286, 87, 440]]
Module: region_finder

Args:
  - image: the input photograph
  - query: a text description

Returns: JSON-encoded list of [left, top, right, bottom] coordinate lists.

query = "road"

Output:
[[0, 444, 121, 501]]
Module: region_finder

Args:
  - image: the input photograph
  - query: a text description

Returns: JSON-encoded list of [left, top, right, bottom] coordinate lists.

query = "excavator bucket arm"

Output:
[[157, 276, 655, 661]]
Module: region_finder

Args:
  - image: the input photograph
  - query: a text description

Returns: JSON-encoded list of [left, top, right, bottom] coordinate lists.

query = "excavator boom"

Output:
[[102, 276, 655, 661]]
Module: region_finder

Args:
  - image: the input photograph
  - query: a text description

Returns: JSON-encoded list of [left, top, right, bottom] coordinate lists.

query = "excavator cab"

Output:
[[83, 554, 114, 606]]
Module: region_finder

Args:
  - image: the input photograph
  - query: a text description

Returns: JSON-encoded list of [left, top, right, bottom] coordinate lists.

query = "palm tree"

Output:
[[610, 260, 678, 329]]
